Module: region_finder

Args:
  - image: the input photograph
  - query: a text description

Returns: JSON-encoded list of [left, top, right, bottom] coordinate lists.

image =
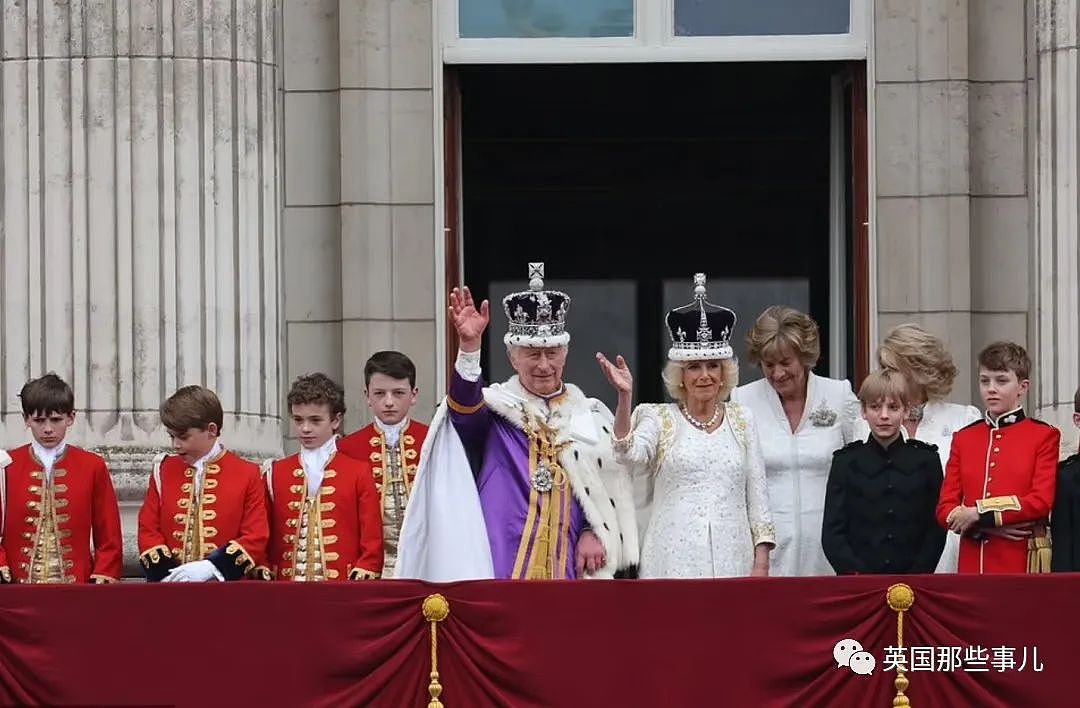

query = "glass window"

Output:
[[674, 0, 849, 37], [662, 277, 810, 387], [459, 0, 634, 38], [487, 279, 637, 411]]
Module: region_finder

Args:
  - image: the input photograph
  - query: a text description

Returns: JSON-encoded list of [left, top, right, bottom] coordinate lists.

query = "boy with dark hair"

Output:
[[262, 373, 383, 581], [0, 373, 123, 583], [137, 385, 269, 582], [1050, 388, 1080, 571], [936, 342, 1059, 574], [337, 351, 428, 576], [822, 370, 946, 574]]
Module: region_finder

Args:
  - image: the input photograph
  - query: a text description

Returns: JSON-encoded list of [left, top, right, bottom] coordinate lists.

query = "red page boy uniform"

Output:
[[337, 418, 426, 575], [138, 445, 269, 581], [0, 445, 123, 584], [263, 441, 383, 581], [936, 408, 1059, 574]]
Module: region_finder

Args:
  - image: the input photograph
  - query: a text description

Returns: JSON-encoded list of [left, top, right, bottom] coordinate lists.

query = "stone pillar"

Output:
[[1033, 0, 1080, 452], [873, 0, 977, 402], [281, 0, 438, 446], [0, 0, 282, 573], [873, 0, 1031, 406]]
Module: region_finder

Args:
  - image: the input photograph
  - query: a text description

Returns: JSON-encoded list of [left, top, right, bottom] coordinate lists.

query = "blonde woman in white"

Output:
[[596, 274, 775, 579], [854, 323, 980, 573], [731, 306, 860, 577]]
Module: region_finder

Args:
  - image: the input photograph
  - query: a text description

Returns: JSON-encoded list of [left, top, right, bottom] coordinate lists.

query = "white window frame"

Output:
[[441, 0, 867, 64]]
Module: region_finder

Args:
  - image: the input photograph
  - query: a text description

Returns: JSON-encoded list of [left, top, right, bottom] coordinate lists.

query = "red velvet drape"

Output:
[[0, 575, 1073, 707]]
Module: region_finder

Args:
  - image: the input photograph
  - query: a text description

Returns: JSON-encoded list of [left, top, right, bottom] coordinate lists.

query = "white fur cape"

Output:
[[395, 376, 639, 581]]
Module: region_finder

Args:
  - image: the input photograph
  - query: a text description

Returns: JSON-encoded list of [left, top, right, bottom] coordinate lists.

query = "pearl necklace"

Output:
[[681, 402, 722, 431]]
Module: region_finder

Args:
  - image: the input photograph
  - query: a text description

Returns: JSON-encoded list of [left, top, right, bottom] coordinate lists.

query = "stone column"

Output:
[[1033, 0, 1080, 452], [0, 0, 282, 573]]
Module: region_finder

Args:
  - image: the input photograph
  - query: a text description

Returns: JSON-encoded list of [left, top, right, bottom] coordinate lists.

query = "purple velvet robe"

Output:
[[449, 371, 585, 579]]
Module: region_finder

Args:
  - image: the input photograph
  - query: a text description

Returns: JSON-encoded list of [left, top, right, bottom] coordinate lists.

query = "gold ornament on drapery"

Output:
[[422, 594, 451, 707], [887, 583, 915, 707]]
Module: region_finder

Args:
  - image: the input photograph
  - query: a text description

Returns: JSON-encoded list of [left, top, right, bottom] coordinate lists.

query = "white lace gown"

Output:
[[613, 402, 776, 579], [731, 374, 860, 577], [854, 399, 981, 573]]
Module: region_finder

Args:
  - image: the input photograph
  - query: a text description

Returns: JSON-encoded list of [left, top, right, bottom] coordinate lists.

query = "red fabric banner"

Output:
[[0, 575, 1073, 707]]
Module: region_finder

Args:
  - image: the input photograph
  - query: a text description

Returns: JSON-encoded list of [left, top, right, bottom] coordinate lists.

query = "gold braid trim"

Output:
[[975, 495, 1021, 515], [0, 566, 11, 583], [139, 544, 172, 567], [446, 396, 484, 415], [90, 574, 119, 584], [224, 541, 256, 574], [253, 565, 275, 581], [348, 567, 381, 580]]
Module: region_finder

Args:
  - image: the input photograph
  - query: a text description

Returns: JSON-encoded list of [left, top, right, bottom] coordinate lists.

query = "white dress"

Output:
[[613, 402, 775, 579], [731, 373, 860, 577], [854, 399, 981, 573]]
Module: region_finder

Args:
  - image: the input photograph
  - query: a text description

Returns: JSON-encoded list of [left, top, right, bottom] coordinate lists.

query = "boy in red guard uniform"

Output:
[[137, 386, 269, 582], [936, 342, 1059, 574], [263, 373, 383, 581], [0, 374, 123, 584], [337, 351, 427, 577]]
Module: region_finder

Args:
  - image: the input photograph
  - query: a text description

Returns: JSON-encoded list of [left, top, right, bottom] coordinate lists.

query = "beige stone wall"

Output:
[[280, 1, 438, 451], [873, 0, 1031, 407]]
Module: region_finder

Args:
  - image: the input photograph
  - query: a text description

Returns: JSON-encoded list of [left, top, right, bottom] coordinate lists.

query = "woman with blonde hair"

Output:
[[596, 275, 775, 578], [856, 322, 979, 573], [730, 305, 860, 577]]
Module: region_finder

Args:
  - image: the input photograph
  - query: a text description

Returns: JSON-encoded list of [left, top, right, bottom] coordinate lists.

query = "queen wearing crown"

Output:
[[394, 264, 639, 581], [597, 275, 776, 578]]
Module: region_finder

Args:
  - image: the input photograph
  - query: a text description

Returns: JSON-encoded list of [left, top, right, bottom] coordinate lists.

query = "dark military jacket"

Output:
[[822, 435, 946, 574], [1051, 454, 1080, 572]]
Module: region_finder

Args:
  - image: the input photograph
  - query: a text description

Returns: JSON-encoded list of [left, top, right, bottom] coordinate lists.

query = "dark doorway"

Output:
[[456, 62, 856, 408]]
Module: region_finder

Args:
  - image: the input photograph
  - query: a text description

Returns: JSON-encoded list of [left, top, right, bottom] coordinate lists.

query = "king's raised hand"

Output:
[[449, 286, 490, 352]]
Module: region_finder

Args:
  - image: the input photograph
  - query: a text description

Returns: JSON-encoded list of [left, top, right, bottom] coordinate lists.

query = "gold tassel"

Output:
[[887, 583, 915, 707], [422, 594, 451, 708], [1028, 534, 1052, 573]]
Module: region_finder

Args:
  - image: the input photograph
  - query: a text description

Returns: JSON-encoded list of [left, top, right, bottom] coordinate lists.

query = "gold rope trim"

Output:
[[348, 567, 381, 580], [138, 544, 172, 567], [445, 396, 484, 415], [887, 583, 914, 707], [422, 594, 450, 708]]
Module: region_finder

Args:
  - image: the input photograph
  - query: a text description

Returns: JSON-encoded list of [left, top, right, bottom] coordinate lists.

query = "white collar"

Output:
[[374, 418, 408, 445], [300, 436, 337, 472], [32, 439, 66, 476], [192, 442, 223, 474]]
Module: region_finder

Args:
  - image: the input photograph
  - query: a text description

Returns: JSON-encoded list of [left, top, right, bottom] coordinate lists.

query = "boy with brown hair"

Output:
[[936, 342, 1059, 574], [262, 373, 383, 581], [137, 385, 269, 582], [1050, 387, 1080, 571], [337, 350, 428, 576], [0, 373, 123, 584], [822, 370, 946, 574]]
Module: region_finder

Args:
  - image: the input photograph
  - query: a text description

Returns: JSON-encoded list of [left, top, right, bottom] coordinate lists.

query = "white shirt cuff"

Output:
[[456, 349, 482, 382]]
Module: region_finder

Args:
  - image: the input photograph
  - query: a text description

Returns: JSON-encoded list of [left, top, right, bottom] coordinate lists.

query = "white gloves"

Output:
[[162, 559, 222, 583]]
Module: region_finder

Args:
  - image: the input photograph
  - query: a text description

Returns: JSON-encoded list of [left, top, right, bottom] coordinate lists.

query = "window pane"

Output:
[[662, 277, 810, 388], [674, 0, 849, 36], [487, 280, 637, 412], [460, 0, 633, 38]]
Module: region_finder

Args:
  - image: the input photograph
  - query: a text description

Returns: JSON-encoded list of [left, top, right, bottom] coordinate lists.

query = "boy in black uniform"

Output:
[[822, 370, 946, 575], [1051, 388, 1080, 572]]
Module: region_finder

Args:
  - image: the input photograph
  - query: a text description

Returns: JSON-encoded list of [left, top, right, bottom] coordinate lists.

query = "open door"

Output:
[[443, 67, 463, 386]]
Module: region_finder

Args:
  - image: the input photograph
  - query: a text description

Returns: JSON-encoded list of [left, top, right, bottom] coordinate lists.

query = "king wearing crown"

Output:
[[395, 264, 639, 581]]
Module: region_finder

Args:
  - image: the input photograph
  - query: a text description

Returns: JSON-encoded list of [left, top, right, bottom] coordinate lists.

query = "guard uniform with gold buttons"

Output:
[[263, 451, 383, 581], [137, 449, 269, 581], [822, 436, 946, 574], [936, 408, 1059, 574], [0, 445, 123, 584], [337, 419, 427, 577]]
